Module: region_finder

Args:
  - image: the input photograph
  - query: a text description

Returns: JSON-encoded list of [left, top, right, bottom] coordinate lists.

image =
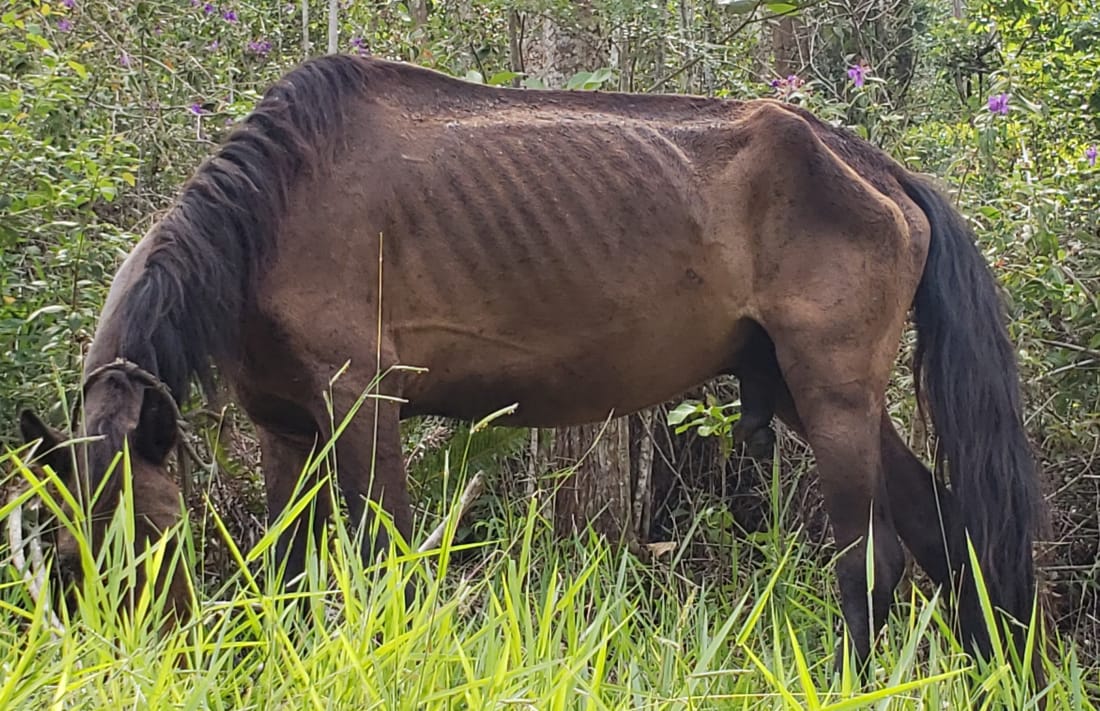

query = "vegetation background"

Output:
[[1, 0, 1098, 707]]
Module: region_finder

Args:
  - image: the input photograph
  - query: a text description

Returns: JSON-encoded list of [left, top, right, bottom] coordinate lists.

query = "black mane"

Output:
[[112, 54, 375, 402]]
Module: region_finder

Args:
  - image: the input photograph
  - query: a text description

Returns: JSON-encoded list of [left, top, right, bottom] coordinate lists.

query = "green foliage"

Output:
[[4, 438, 1089, 709], [667, 396, 742, 461]]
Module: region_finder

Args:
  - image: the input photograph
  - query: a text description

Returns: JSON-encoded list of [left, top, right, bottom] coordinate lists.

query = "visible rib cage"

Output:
[[386, 120, 704, 315]]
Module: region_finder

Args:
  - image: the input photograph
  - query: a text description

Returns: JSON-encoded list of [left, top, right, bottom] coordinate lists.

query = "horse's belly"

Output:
[[397, 310, 753, 426]]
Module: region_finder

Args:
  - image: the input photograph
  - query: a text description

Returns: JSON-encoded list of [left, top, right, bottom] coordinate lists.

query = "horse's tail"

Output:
[[901, 173, 1041, 655]]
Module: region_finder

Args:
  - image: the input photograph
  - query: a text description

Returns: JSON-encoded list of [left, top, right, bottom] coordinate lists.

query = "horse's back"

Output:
[[255, 60, 925, 426]]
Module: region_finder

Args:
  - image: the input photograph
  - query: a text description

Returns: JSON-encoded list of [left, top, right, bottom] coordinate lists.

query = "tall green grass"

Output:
[[2, 423, 1095, 710]]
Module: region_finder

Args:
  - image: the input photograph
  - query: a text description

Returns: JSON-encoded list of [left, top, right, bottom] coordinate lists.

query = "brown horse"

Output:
[[18, 409, 191, 631], [19, 54, 1042, 683]]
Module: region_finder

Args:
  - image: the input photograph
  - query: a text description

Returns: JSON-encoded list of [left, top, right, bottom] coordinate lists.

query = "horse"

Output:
[[17, 408, 191, 632], [18, 53, 1043, 684]]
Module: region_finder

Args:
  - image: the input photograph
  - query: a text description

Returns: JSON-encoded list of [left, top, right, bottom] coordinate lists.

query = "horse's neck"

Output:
[[83, 235, 157, 379]]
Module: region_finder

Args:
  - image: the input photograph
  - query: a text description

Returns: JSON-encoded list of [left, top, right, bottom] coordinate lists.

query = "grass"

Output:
[[2, 422, 1097, 711]]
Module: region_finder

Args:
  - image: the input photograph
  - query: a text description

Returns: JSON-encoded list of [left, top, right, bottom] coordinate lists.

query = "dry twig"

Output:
[[418, 470, 486, 553]]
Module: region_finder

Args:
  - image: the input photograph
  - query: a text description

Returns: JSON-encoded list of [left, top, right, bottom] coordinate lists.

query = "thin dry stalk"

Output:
[[418, 470, 486, 553], [6, 489, 65, 638]]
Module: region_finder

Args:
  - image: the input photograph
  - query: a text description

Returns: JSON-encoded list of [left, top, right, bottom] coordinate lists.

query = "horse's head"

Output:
[[18, 362, 191, 627]]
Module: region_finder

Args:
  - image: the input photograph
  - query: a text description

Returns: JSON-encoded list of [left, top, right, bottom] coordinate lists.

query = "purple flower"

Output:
[[222, 8, 237, 21], [987, 92, 1010, 115], [1087, 145, 1098, 167], [62, 0, 75, 7], [56, 18, 73, 31], [190, 103, 205, 115], [190, 0, 198, 5], [767, 74, 804, 97], [119, 51, 131, 67], [203, 2, 215, 14], [351, 36, 368, 56], [206, 40, 219, 51], [847, 63, 866, 88], [247, 39, 272, 56]]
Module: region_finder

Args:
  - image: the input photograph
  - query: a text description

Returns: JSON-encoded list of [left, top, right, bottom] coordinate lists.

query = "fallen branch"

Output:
[[418, 470, 486, 553]]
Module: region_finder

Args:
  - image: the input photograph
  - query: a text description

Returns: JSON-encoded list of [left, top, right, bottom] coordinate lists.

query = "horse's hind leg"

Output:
[[731, 326, 781, 458], [742, 306, 908, 667], [880, 417, 962, 590], [774, 383, 968, 651], [772, 338, 907, 670], [736, 102, 923, 670], [735, 377, 777, 458], [755, 273, 910, 668]]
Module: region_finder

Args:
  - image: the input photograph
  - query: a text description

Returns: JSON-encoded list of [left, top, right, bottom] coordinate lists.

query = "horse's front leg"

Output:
[[319, 372, 413, 567], [256, 426, 330, 589]]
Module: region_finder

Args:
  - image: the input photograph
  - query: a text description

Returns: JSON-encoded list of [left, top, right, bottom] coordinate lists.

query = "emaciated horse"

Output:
[[19, 55, 1043, 683]]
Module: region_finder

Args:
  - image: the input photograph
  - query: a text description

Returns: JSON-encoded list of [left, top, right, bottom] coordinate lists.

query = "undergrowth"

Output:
[[2, 413, 1095, 711]]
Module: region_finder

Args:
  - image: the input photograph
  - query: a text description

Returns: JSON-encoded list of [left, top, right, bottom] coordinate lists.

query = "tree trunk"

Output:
[[888, 0, 917, 103], [550, 415, 634, 540], [508, 10, 524, 87], [326, 0, 338, 54], [410, 0, 429, 28], [300, 0, 310, 57], [771, 14, 805, 79], [522, 2, 604, 88]]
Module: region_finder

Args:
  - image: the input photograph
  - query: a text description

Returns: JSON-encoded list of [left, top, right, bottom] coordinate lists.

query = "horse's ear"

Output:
[[19, 409, 72, 475], [135, 387, 178, 465]]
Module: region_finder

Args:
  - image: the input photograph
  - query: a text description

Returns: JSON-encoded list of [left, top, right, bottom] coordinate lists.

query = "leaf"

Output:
[[589, 67, 613, 84], [463, 70, 484, 84], [66, 60, 87, 79], [645, 541, 677, 559], [487, 70, 521, 86], [25, 305, 67, 322], [717, 0, 759, 12], [120, 171, 136, 187], [666, 401, 701, 426], [766, 2, 799, 14], [565, 71, 592, 90]]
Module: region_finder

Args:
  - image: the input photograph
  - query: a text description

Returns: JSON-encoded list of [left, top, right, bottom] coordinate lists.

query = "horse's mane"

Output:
[[112, 54, 374, 403]]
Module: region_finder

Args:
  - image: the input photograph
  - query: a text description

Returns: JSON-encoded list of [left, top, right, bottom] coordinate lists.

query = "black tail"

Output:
[[902, 174, 1042, 655]]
